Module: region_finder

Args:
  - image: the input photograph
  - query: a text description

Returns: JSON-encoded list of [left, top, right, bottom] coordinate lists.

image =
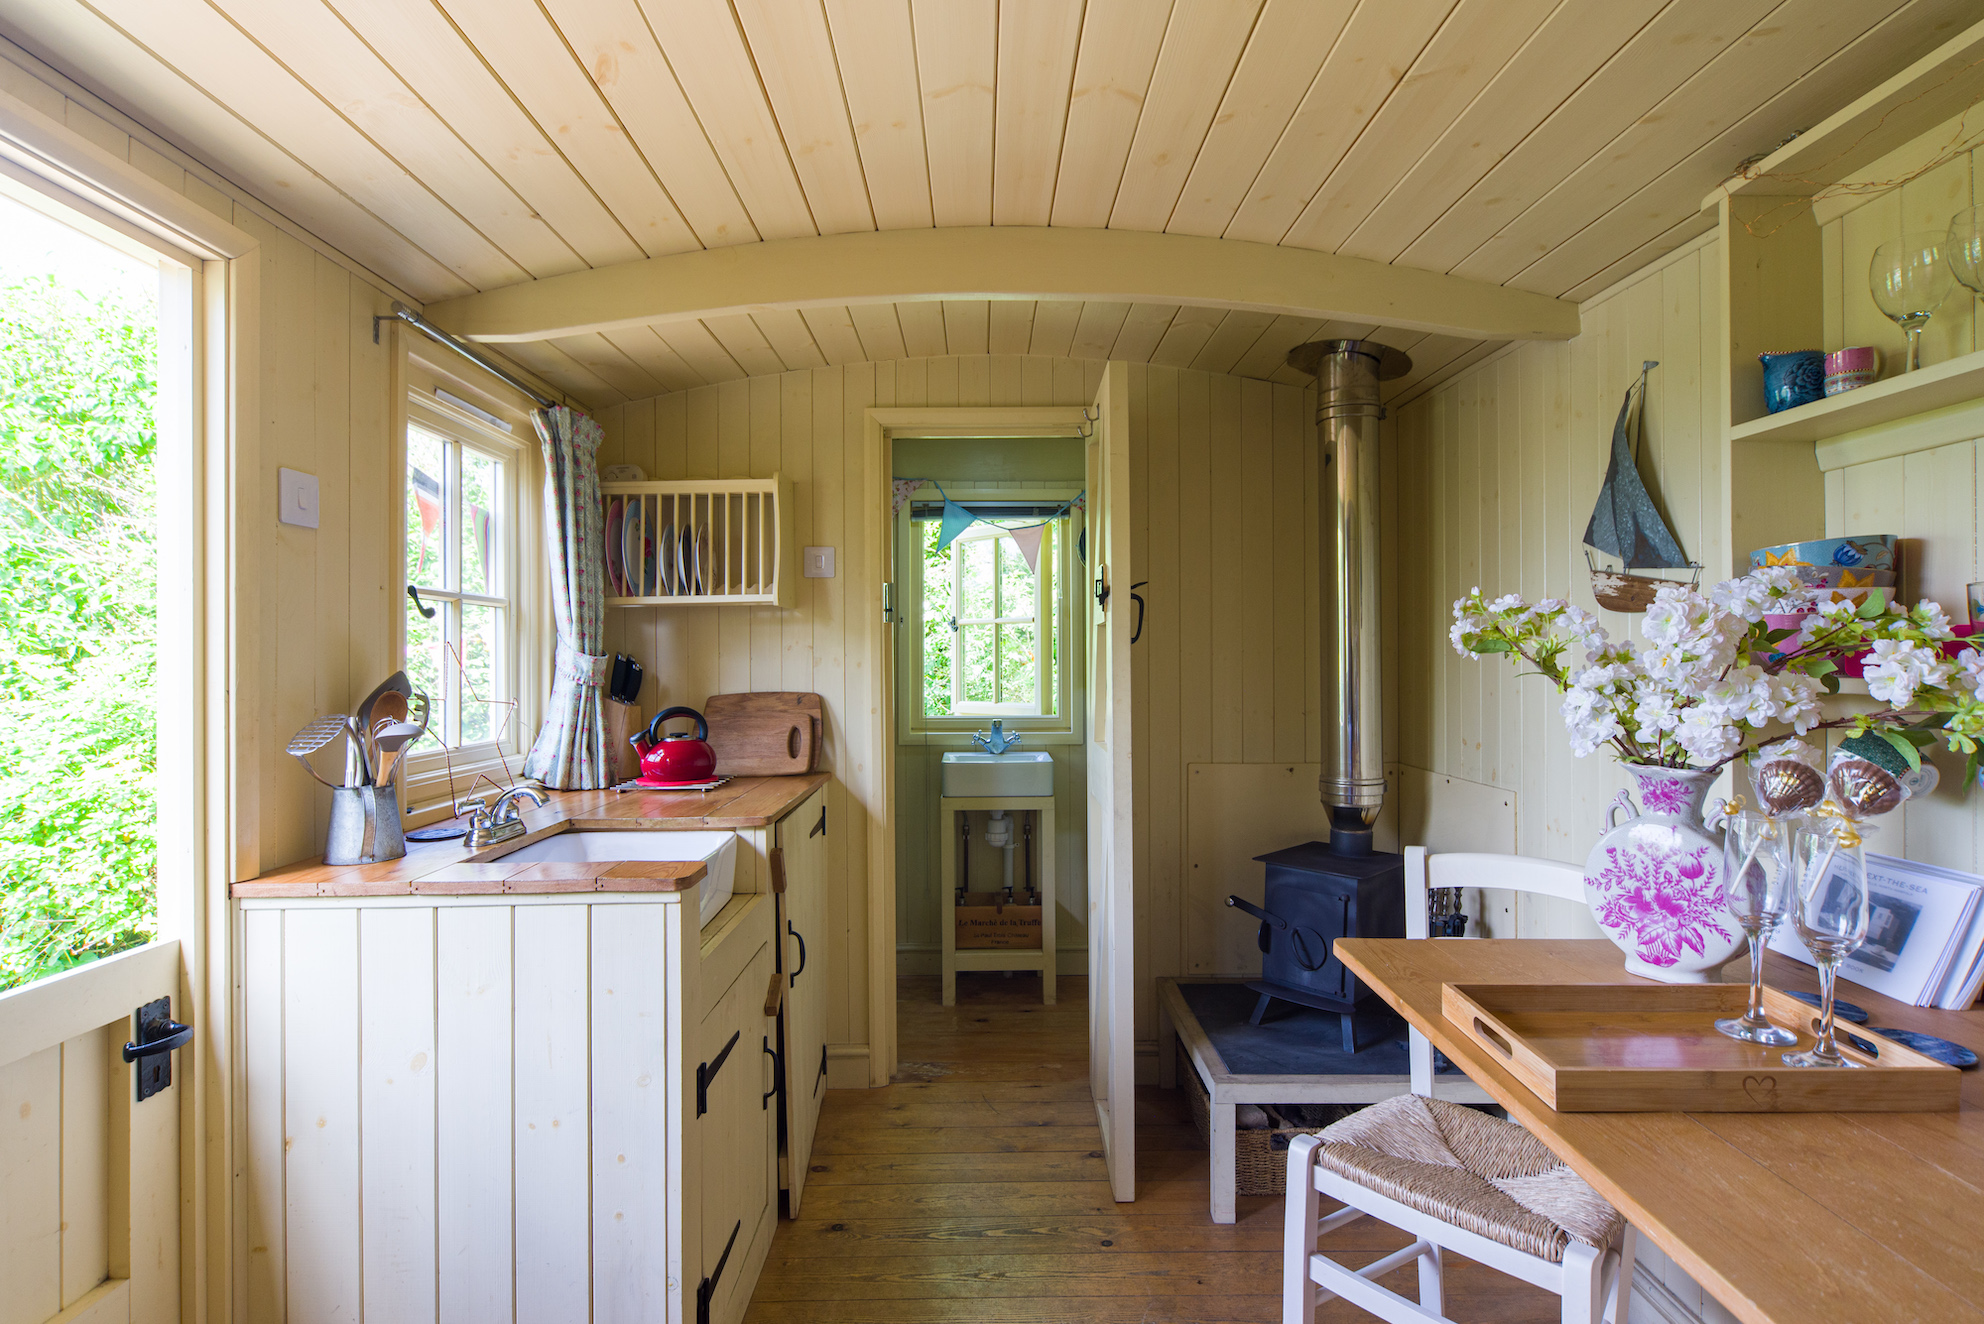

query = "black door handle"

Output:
[[125, 995, 191, 1102], [788, 921, 807, 986], [762, 1037, 782, 1109], [810, 805, 826, 837], [123, 1022, 193, 1062], [696, 1029, 741, 1117]]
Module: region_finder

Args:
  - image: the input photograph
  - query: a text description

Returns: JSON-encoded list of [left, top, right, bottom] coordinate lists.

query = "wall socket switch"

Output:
[[803, 546, 836, 578], [279, 468, 319, 529]]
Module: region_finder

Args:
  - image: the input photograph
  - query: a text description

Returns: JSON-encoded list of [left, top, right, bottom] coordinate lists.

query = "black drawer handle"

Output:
[[123, 1020, 192, 1062], [696, 1029, 741, 1117], [762, 1036, 782, 1109], [816, 1042, 828, 1095], [696, 1219, 741, 1324], [788, 920, 807, 986]]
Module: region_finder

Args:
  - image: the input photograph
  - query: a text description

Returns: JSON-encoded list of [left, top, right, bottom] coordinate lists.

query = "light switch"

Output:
[[804, 546, 836, 578], [279, 468, 319, 529]]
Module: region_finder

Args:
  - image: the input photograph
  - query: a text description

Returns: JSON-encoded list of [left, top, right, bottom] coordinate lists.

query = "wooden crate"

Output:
[[1444, 982, 1961, 1112], [954, 893, 1043, 950]]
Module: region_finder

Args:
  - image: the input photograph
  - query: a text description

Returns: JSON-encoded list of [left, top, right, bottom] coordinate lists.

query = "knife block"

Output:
[[604, 698, 643, 783]]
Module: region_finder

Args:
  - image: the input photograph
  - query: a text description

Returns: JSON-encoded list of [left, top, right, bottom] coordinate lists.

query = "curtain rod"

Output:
[[373, 301, 559, 410]]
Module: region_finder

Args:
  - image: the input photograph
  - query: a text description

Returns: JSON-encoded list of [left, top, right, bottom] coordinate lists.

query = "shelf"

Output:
[[601, 475, 796, 608], [1729, 346, 1984, 447], [1709, 18, 1984, 204]]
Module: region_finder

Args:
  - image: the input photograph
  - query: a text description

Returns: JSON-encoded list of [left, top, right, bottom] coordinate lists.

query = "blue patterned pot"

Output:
[[1759, 351, 1826, 413]]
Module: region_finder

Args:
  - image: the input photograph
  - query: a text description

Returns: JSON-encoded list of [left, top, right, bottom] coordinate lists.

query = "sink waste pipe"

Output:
[[1285, 338, 1413, 855], [985, 810, 1016, 898]]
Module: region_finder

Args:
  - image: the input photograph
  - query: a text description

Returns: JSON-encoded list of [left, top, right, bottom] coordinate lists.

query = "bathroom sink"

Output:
[[501, 830, 737, 928], [941, 750, 1054, 797]]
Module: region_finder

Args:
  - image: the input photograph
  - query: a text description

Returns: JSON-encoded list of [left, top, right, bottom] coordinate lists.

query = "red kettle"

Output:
[[631, 706, 718, 784]]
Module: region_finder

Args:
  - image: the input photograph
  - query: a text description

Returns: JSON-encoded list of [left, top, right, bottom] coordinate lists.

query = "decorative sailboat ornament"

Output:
[[1584, 360, 1699, 613]]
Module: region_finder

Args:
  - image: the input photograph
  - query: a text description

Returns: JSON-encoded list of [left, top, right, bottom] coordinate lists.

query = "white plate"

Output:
[[696, 525, 712, 594], [656, 523, 674, 594], [679, 525, 697, 594], [622, 500, 643, 597]]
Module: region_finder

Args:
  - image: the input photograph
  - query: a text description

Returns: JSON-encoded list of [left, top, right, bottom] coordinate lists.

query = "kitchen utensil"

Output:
[[370, 691, 408, 778], [703, 692, 824, 773], [371, 691, 430, 788], [605, 496, 626, 595], [1870, 231, 1955, 371], [352, 670, 410, 784], [287, 715, 353, 788], [622, 658, 642, 703], [623, 499, 644, 597], [631, 706, 718, 783]]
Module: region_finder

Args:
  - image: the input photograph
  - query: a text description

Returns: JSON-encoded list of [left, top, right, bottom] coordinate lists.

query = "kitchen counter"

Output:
[[232, 772, 829, 899]]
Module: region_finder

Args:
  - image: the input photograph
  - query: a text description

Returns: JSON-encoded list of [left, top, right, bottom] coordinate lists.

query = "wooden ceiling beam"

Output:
[[424, 227, 1580, 345]]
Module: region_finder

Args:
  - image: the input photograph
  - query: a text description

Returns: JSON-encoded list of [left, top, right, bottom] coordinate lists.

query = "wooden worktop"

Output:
[[232, 773, 829, 899], [1337, 937, 1984, 1324]]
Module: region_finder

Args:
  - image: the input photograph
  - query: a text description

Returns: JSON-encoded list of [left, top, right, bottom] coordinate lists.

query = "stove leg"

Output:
[[1339, 1010, 1357, 1055], [1249, 993, 1277, 1026]]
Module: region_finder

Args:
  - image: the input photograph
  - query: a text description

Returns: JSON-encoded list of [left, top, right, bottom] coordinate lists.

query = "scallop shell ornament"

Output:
[[1828, 757, 1905, 819], [1753, 759, 1825, 816]]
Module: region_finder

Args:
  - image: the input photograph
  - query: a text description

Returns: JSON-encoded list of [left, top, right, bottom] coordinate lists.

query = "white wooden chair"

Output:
[[1281, 847, 1637, 1324]]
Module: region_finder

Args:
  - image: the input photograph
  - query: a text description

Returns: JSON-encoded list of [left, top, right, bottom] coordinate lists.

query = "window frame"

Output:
[[896, 480, 1082, 744], [396, 362, 543, 816], [942, 520, 1052, 716]]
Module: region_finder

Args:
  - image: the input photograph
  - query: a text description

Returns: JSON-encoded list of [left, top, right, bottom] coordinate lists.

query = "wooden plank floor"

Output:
[[745, 975, 1561, 1323]]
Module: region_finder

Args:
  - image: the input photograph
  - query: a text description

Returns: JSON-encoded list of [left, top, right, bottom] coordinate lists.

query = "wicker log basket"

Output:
[[1178, 1044, 1359, 1197]]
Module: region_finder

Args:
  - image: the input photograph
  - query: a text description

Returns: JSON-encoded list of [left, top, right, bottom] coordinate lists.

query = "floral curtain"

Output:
[[522, 406, 611, 788]]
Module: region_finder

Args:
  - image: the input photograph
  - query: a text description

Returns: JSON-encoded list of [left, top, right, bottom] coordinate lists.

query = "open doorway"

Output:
[[0, 191, 164, 989], [889, 433, 1087, 1014]]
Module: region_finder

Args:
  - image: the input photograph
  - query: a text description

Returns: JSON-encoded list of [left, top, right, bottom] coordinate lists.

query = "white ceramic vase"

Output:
[[1582, 766, 1743, 983]]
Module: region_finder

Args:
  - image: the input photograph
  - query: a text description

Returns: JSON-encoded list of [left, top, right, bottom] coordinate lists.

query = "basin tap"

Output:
[[972, 720, 1022, 755], [460, 784, 548, 849]]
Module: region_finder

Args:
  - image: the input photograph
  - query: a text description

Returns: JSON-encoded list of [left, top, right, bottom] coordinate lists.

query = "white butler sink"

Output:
[[501, 830, 737, 928], [942, 750, 1054, 798]]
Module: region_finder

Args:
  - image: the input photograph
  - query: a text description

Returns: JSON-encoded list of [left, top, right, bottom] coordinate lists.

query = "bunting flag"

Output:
[[891, 477, 928, 516], [1007, 523, 1047, 575], [936, 499, 978, 552]]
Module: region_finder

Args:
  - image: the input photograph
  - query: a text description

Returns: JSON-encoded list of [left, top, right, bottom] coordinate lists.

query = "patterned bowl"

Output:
[[1824, 346, 1881, 396], [1751, 535, 1897, 574]]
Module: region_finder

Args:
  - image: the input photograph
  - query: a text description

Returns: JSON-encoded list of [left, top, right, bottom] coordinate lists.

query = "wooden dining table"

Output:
[[1334, 938, 1984, 1324]]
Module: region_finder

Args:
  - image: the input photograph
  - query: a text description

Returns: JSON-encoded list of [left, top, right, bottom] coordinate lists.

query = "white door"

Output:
[[0, 942, 186, 1324], [1085, 364, 1136, 1202]]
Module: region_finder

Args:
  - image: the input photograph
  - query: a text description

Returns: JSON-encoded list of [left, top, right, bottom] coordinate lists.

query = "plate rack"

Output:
[[600, 475, 795, 608]]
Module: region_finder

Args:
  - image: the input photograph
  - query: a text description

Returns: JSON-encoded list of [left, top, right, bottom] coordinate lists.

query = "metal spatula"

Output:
[[287, 715, 352, 788]]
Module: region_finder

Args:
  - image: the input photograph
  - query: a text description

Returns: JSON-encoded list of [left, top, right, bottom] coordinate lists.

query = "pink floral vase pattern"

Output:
[[1582, 767, 1744, 983]]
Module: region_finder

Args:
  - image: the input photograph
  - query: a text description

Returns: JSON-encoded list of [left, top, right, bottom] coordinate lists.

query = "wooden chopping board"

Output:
[[704, 692, 822, 776]]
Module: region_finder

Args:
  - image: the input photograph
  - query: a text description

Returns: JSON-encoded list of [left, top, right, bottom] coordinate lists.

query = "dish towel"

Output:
[[523, 405, 612, 789]]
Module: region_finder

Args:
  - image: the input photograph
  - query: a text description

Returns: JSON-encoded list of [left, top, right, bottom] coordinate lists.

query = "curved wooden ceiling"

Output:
[[1, 0, 1976, 402]]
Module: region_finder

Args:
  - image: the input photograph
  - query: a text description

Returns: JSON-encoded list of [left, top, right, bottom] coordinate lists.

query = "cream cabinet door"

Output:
[[775, 787, 830, 1215], [697, 936, 775, 1324]]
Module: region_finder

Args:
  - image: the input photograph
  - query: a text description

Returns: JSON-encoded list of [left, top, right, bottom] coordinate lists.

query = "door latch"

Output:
[[882, 581, 896, 623], [123, 996, 193, 1103]]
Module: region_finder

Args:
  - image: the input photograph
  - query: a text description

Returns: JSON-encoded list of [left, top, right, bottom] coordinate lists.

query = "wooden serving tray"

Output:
[[1442, 982, 1960, 1113]]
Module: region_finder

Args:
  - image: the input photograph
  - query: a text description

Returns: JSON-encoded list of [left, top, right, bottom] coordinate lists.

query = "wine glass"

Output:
[[1949, 206, 1984, 297], [1870, 231, 1956, 371], [1713, 811, 1798, 1046], [1783, 822, 1870, 1068]]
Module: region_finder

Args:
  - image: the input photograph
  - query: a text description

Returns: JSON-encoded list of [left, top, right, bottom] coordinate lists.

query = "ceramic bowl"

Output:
[[1750, 535, 1897, 574], [1760, 350, 1825, 413], [1824, 346, 1881, 396], [1775, 564, 1895, 590]]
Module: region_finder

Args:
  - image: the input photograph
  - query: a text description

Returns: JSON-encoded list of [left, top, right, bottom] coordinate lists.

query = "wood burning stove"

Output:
[[1227, 842, 1405, 1053]]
